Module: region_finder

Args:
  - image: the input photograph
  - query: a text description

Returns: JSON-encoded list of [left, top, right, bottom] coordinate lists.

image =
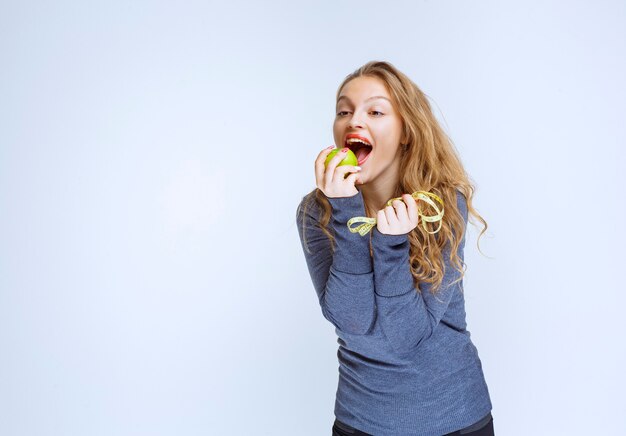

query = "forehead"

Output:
[[337, 76, 391, 104]]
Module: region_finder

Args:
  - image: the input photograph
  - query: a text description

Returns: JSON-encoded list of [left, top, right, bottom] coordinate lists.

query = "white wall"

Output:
[[1, 0, 624, 434]]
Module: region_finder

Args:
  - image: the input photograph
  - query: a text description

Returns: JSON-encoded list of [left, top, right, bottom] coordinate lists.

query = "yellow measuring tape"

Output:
[[347, 191, 445, 236]]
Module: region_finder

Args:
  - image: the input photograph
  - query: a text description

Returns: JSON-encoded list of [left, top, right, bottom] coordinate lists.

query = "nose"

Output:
[[348, 112, 364, 129]]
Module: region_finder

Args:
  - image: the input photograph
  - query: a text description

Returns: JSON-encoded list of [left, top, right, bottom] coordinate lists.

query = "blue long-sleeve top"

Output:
[[296, 189, 493, 436]]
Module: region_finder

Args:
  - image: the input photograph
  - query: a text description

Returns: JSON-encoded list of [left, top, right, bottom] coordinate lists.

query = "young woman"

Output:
[[296, 61, 495, 436]]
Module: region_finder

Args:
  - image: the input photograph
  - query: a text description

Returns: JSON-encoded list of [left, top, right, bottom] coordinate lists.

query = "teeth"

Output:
[[346, 138, 372, 146]]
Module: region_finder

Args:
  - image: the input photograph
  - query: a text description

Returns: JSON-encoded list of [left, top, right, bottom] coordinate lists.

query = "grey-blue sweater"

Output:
[[296, 189, 493, 436]]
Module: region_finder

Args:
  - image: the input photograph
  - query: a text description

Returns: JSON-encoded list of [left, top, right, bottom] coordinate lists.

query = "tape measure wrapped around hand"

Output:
[[347, 191, 445, 236]]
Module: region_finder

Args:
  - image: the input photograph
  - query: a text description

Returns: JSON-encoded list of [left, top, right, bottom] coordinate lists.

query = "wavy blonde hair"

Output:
[[299, 60, 488, 296]]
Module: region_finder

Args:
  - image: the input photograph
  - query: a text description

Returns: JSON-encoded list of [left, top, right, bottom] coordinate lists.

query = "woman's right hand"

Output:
[[315, 146, 362, 198]]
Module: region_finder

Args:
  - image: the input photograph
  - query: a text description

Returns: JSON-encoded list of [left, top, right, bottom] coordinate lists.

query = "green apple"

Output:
[[324, 148, 358, 168]]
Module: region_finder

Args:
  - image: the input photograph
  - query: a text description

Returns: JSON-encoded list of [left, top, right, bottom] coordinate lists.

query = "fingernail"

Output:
[[326, 145, 334, 149], [355, 166, 362, 171], [342, 148, 348, 153]]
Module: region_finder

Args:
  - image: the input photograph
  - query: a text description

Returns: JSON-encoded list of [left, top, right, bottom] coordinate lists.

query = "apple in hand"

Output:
[[324, 148, 358, 168]]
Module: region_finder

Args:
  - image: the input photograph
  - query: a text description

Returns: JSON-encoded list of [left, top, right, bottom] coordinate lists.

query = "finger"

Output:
[[392, 198, 409, 223], [327, 148, 352, 184], [404, 194, 419, 225], [315, 146, 336, 188], [384, 205, 398, 226], [323, 149, 345, 187], [377, 209, 389, 233], [344, 171, 359, 187], [334, 164, 361, 181]]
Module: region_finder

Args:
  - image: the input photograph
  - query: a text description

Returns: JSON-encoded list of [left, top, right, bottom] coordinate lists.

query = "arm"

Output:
[[296, 190, 376, 335], [372, 190, 469, 357]]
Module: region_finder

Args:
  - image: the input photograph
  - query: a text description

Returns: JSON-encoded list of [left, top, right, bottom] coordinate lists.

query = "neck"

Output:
[[358, 165, 402, 218]]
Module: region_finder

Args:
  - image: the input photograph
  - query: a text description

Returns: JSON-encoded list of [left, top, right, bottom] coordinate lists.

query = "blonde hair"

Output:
[[298, 60, 488, 296]]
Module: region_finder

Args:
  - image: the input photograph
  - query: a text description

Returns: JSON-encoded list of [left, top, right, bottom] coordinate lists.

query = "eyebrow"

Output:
[[337, 95, 391, 104]]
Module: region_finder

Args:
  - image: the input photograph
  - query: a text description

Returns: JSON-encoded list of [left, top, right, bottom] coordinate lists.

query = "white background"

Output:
[[1, 1, 624, 435]]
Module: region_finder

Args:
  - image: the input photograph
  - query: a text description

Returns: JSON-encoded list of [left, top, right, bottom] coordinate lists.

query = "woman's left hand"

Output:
[[376, 194, 419, 236]]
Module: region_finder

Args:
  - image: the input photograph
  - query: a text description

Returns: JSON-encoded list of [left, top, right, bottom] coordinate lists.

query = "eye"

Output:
[[370, 111, 384, 116], [336, 111, 350, 116]]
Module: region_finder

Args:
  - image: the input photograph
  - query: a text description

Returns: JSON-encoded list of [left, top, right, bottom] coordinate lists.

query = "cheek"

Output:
[[377, 129, 402, 154], [380, 117, 402, 138], [332, 121, 340, 137], [333, 123, 345, 144]]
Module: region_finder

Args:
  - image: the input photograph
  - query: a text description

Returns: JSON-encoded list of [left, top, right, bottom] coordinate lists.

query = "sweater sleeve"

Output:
[[372, 190, 469, 357], [296, 190, 375, 335]]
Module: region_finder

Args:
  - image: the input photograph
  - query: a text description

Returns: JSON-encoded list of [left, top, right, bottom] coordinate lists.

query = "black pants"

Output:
[[332, 414, 494, 436]]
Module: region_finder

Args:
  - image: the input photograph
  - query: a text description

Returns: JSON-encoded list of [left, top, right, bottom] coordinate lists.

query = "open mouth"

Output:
[[345, 138, 373, 165]]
